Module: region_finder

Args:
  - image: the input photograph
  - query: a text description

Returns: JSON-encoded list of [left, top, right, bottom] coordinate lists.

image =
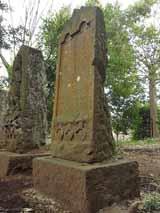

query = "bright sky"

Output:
[[7, 0, 137, 29], [0, 0, 138, 77]]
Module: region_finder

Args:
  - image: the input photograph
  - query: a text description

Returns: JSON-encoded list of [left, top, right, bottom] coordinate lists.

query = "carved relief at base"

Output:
[[53, 120, 89, 142]]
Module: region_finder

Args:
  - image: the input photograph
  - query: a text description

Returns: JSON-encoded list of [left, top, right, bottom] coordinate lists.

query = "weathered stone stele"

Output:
[[51, 6, 114, 163], [3, 45, 48, 153]]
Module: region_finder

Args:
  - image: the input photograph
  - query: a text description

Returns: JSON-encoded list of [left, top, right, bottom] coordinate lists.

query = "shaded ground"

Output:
[[0, 174, 159, 213], [0, 175, 32, 212], [0, 145, 160, 212], [0, 174, 70, 213]]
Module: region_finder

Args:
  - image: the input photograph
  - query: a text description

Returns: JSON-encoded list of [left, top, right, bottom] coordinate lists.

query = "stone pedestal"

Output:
[[33, 157, 139, 213], [0, 152, 50, 178]]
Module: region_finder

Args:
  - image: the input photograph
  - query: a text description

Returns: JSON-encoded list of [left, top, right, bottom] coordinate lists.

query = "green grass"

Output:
[[117, 138, 158, 147]]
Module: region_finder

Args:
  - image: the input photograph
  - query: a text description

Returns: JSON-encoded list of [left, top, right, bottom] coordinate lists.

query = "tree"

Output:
[[85, 0, 101, 7], [7, 0, 48, 54], [0, 0, 53, 77], [102, 3, 141, 138], [0, 1, 10, 75], [129, 0, 160, 138], [135, 26, 160, 138], [103, 0, 159, 139], [123, 0, 160, 138]]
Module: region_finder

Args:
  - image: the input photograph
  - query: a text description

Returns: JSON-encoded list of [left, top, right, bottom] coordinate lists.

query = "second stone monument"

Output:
[[0, 46, 49, 178]]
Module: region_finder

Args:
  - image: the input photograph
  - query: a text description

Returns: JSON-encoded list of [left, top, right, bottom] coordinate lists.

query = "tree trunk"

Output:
[[149, 74, 159, 138], [0, 51, 11, 77]]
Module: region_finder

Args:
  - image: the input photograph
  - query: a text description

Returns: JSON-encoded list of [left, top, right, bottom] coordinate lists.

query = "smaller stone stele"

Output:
[[33, 6, 140, 213], [2, 45, 48, 153]]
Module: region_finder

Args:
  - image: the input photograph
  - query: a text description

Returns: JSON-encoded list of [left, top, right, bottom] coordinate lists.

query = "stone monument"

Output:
[[3, 45, 48, 152], [0, 46, 49, 178], [33, 7, 139, 213]]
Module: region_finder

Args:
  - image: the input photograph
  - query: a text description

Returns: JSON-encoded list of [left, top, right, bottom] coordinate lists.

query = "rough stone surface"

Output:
[[0, 89, 8, 125], [0, 151, 50, 178], [51, 6, 114, 163], [33, 157, 139, 213], [2, 45, 48, 153], [0, 90, 8, 148]]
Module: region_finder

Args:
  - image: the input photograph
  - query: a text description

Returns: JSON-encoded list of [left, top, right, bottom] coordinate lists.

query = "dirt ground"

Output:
[[0, 175, 32, 212], [0, 174, 71, 213], [0, 174, 159, 213], [0, 147, 160, 213]]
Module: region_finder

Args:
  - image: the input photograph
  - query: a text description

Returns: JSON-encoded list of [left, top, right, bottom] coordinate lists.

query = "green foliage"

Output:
[[143, 192, 160, 211], [132, 104, 160, 140], [126, 0, 158, 24], [38, 7, 70, 127], [111, 97, 139, 138], [118, 138, 157, 147], [127, 1, 160, 138], [133, 104, 151, 140], [103, 0, 158, 138], [133, 24, 160, 77], [102, 3, 141, 137], [85, 0, 101, 7]]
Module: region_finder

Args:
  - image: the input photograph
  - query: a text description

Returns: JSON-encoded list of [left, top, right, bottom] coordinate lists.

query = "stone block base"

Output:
[[0, 151, 50, 178], [33, 158, 140, 213]]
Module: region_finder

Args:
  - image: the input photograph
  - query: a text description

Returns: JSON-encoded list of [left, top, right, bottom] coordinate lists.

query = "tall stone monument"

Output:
[[3, 45, 48, 152], [51, 6, 114, 163], [33, 7, 139, 213]]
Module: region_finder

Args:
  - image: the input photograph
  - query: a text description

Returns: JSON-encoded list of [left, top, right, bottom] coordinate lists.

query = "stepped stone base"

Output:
[[33, 157, 140, 213], [0, 151, 50, 178]]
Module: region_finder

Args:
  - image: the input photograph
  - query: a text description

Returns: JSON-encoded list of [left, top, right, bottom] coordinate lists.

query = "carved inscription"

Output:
[[53, 120, 88, 142]]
